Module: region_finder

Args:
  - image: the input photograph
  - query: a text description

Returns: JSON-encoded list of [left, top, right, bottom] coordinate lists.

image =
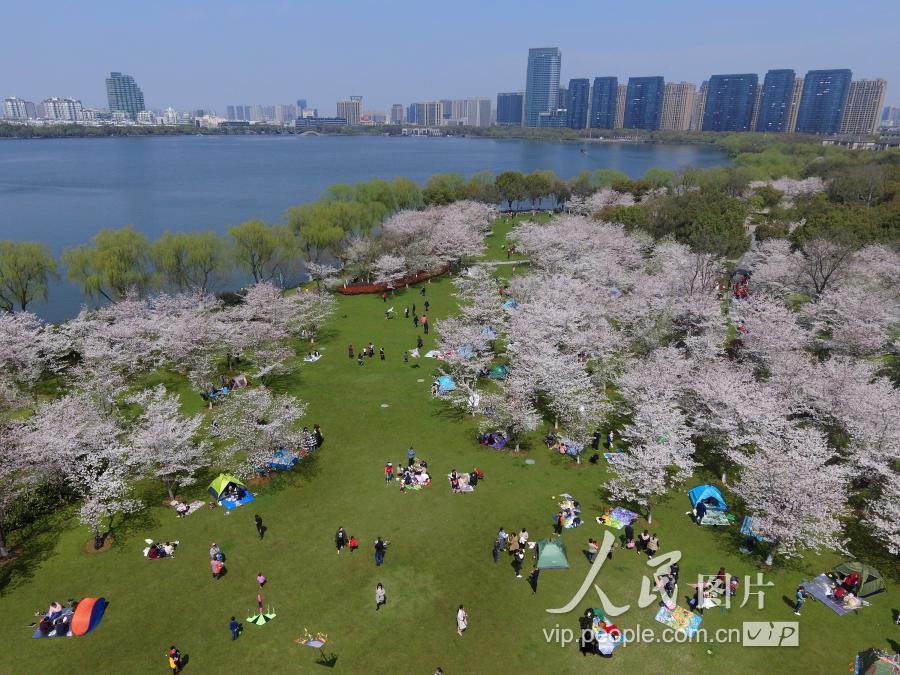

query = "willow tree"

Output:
[[62, 226, 154, 301], [0, 240, 58, 311]]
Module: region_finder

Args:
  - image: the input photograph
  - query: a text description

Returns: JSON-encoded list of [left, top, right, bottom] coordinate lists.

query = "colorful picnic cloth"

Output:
[[598, 507, 638, 530], [220, 492, 255, 510], [802, 574, 853, 616], [701, 509, 731, 527], [655, 605, 702, 638]]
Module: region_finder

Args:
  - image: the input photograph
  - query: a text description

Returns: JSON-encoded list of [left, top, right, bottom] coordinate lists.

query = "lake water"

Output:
[[0, 135, 728, 321]]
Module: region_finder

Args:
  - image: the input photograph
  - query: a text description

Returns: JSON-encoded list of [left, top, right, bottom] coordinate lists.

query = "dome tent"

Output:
[[536, 537, 569, 570], [688, 484, 727, 511], [833, 561, 886, 598]]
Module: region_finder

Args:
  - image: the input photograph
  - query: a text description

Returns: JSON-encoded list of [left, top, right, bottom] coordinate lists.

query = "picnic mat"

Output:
[[802, 574, 852, 616], [220, 492, 255, 511], [173, 500, 205, 516], [701, 510, 731, 527], [597, 507, 638, 530], [31, 609, 73, 638], [655, 605, 702, 638]]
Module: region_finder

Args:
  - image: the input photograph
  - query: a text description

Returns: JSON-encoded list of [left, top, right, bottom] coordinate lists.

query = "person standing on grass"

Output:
[[256, 572, 266, 588], [385, 462, 394, 484], [382, 291, 387, 303], [407, 446, 415, 466], [519, 528, 529, 547], [417, 335, 424, 349], [498, 527, 508, 550], [404, 307, 409, 318], [335, 527, 348, 554], [422, 315, 429, 334], [348, 344, 354, 359], [413, 314, 419, 328], [379, 347, 385, 360], [456, 605, 468, 636], [513, 549, 525, 578], [374, 536, 387, 566], [424, 300, 430, 312], [167, 646, 182, 674], [254, 514, 264, 539], [375, 583, 386, 611], [528, 567, 540, 594], [229, 616, 240, 640], [492, 538, 501, 563], [794, 586, 809, 616], [587, 538, 599, 563]]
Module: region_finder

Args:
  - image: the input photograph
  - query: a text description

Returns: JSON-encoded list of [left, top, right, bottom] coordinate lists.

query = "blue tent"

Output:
[[481, 326, 497, 340], [437, 375, 456, 393], [502, 299, 518, 309], [688, 484, 727, 511], [456, 344, 475, 360], [269, 448, 298, 471], [608, 287, 622, 298]]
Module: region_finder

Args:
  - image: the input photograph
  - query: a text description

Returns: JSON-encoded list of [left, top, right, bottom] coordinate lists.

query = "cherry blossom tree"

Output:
[[372, 253, 407, 288], [224, 282, 297, 382], [0, 311, 63, 402], [865, 478, 900, 555], [128, 385, 210, 501], [454, 266, 506, 330], [434, 316, 493, 415], [729, 424, 850, 563], [214, 387, 308, 479], [478, 375, 541, 452], [0, 425, 34, 557], [77, 461, 142, 549], [306, 261, 343, 291]]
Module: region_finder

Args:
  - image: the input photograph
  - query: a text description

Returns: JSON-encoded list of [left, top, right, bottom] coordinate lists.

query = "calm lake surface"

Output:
[[0, 135, 728, 321]]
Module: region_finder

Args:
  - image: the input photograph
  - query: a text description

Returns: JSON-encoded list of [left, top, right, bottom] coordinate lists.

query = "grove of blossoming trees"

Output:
[[0, 281, 328, 551], [433, 206, 898, 561]]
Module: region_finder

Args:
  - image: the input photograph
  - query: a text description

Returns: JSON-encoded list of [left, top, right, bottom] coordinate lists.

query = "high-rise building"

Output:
[[466, 98, 492, 127], [755, 69, 796, 132], [408, 102, 442, 127], [275, 104, 298, 124], [659, 82, 696, 131], [795, 69, 852, 134], [589, 77, 618, 129], [440, 100, 453, 120], [538, 109, 568, 128], [786, 78, 804, 132], [390, 104, 404, 125], [524, 47, 562, 128], [448, 100, 467, 123], [702, 74, 758, 132], [614, 84, 626, 128], [336, 96, 362, 126], [566, 78, 590, 129], [624, 76, 665, 130], [297, 99, 308, 112], [496, 92, 524, 126], [840, 79, 886, 135], [749, 87, 763, 131], [3, 96, 36, 120], [105, 71, 145, 120], [690, 81, 709, 131], [881, 106, 900, 128], [40, 97, 84, 121], [226, 105, 236, 121]]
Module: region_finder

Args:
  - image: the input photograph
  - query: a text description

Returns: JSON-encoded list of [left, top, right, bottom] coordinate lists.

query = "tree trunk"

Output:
[[765, 542, 778, 566], [0, 521, 8, 558], [166, 482, 176, 502], [646, 509, 653, 525], [721, 467, 728, 485]]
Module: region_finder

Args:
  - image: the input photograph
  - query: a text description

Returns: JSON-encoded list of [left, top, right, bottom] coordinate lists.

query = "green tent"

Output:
[[855, 649, 900, 675], [208, 473, 245, 500], [536, 538, 569, 570], [833, 561, 886, 598], [489, 364, 509, 380]]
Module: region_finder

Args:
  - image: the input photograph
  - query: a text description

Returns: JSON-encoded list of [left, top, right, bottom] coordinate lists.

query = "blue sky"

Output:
[[2, 0, 896, 114]]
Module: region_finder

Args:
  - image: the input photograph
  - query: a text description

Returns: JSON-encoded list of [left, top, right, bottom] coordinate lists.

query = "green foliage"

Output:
[[0, 240, 58, 311], [62, 226, 154, 301], [598, 204, 649, 229], [753, 184, 784, 209], [495, 171, 527, 209], [642, 167, 676, 189], [423, 173, 466, 205], [150, 231, 228, 293], [227, 220, 300, 282], [524, 171, 556, 206], [645, 191, 750, 258]]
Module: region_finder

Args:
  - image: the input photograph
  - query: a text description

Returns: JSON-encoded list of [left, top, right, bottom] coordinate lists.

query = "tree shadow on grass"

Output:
[[109, 509, 160, 549], [0, 512, 76, 596]]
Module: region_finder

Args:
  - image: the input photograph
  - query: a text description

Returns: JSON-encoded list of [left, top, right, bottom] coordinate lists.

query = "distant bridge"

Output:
[[297, 130, 324, 137]]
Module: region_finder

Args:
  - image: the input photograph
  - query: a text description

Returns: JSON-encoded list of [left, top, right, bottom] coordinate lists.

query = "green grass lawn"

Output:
[[1, 265, 897, 674]]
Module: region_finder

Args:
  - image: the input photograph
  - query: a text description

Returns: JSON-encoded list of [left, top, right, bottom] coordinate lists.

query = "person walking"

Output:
[[254, 514, 264, 539], [335, 527, 348, 554], [553, 512, 563, 535], [413, 314, 419, 328], [420, 286, 426, 297], [587, 538, 599, 563], [492, 538, 501, 564], [407, 446, 415, 466], [384, 462, 394, 484], [456, 605, 468, 636], [256, 572, 267, 588], [404, 307, 409, 319], [412, 303, 416, 316], [229, 616, 240, 640], [793, 586, 809, 616], [375, 583, 387, 611], [382, 291, 387, 303], [498, 527, 508, 550], [379, 347, 385, 361], [348, 344, 354, 359], [417, 335, 424, 349], [424, 300, 430, 312], [528, 567, 540, 594], [374, 536, 387, 566], [422, 315, 429, 334], [513, 549, 525, 578]]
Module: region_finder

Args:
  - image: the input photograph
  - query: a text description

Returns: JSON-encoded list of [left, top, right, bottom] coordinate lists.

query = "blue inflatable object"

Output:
[[437, 375, 456, 392]]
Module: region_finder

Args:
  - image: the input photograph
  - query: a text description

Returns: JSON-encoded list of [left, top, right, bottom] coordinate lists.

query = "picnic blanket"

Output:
[[802, 574, 855, 616], [425, 350, 443, 359], [303, 354, 322, 362], [220, 492, 255, 510], [598, 507, 638, 530], [700, 509, 731, 527], [489, 435, 509, 450], [740, 516, 773, 542], [172, 499, 204, 516], [655, 605, 702, 638], [602, 451, 623, 463], [591, 613, 624, 655], [559, 496, 582, 528]]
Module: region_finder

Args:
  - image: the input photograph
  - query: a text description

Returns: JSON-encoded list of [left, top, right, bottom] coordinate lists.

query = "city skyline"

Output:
[[1, 0, 897, 113]]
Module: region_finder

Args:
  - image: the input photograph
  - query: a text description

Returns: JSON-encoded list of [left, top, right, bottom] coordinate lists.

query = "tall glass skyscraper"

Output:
[[590, 77, 618, 129], [496, 92, 524, 126], [524, 47, 561, 128], [795, 69, 853, 134], [624, 77, 665, 130], [105, 72, 145, 120], [702, 73, 758, 132], [566, 78, 590, 129], [755, 69, 795, 132]]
